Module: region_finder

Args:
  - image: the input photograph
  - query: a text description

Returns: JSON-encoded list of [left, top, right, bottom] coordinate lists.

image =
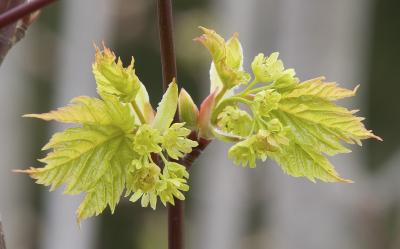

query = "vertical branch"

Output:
[[0, 216, 6, 249], [156, 1, 183, 249], [157, 0, 177, 91]]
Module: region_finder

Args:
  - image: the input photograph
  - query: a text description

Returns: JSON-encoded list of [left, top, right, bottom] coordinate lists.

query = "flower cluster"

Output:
[[126, 123, 197, 209]]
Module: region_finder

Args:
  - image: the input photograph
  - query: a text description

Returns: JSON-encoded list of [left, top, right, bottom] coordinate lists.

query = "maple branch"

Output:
[[0, 0, 52, 65], [156, 1, 184, 249], [157, 0, 177, 92], [181, 132, 211, 170], [0, 0, 56, 29], [157, 2, 212, 248]]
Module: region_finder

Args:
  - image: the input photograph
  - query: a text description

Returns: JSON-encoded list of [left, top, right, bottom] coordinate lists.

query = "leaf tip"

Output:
[[373, 133, 383, 141], [22, 113, 44, 119], [341, 178, 354, 184], [353, 84, 360, 94]]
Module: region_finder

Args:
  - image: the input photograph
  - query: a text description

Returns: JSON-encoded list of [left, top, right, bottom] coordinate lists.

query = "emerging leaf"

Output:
[[93, 45, 141, 103], [196, 27, 250, 92], [152, 80, 178, 133], [198, 91, 217, 139], [134, 81, 155, 124], [178, 88, 199, 131]]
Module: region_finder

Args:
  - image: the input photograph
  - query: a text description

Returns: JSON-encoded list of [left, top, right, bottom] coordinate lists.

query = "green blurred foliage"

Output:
[[367, 0, 400, 170]]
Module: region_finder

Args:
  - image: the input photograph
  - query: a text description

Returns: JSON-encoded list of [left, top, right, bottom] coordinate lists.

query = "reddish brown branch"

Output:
[[157, 0, 177, 92], [156, 1, 183, 249], [156, 2, 212, 248], [181, 132, 211, 170], [0, 0, 56, 29], [0, 0, 45, 65], [0, 0, 24, 64]]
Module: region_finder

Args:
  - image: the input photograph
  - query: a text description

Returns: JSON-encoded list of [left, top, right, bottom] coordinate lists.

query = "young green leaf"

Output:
[[134, 81, 155, 124], [152, 80, 178, 132], [93, 45, 141, 103], [76, 137, 134, 221], [267, 138, 353, 183], [24, 96, 135, 133], [209, 32, 244, 95], [276, 95, 380, 146], [196, 27, 250, 92], [20, 126, 136, 222], [178, 88, 199, 130], [283, 77, 359, 101]]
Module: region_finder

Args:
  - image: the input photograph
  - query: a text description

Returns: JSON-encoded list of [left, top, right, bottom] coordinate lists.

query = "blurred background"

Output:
[[0, 0, 399, 248]]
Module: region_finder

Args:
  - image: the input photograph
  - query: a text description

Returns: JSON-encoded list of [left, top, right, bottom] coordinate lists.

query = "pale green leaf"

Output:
[[196, 27, 250, 90], [268, 139, 352, 183], [93, 45, 141, 103], [276, 96, 379, 146], [284, 77, 358, 101], [134, 81, 154, 124], [152, 80, 178, 132], [272, 111, 351, 156], [178, 88, 199, 130], [24, 96, 135, 133], [22, 126, 136, 222], [76, 137, 133, 221], [209, 32, 244, 94], [210, 62, 224, 93]]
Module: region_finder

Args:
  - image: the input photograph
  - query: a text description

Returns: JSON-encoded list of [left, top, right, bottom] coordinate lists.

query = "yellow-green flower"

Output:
[[164, 162, 189, 179], [162, 123, 198, 160], [228, 129, 282, 168], [217, 106, 253, 136], [254, 90, 281, 117], [251, 52, 296, 83], [129, 191, 158, 210], [157, 177, 189, 206], [228, 136, 258, 168], [133, 124, 162, 155], [129, 162, 160, 193]]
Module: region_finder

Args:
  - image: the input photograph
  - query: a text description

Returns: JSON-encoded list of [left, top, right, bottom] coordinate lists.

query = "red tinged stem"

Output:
[[156, 1, 183, 248], [157, 1, 212, 248], [0, 0, 56, 29], [157, 0, 177, 92]]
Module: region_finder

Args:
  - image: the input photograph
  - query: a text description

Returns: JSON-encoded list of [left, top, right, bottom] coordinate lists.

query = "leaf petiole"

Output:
[[131, 101, 147, 124]]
